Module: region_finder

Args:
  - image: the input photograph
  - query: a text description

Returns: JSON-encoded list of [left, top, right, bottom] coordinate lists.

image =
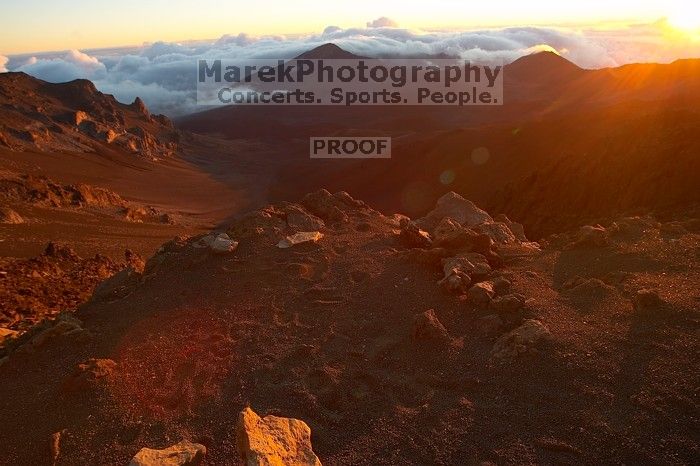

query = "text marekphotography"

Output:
[[197, 59, 503, 106]]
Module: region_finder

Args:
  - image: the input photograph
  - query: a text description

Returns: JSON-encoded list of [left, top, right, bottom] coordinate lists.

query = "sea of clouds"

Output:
[[1, 18, 697, 116]]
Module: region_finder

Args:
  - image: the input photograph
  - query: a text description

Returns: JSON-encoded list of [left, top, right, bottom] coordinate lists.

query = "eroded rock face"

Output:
[[236, 407, 322, 466], [129, 440, 206, 466]]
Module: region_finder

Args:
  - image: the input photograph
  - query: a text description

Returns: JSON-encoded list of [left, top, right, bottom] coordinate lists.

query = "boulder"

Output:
[[416, 192, 492, 232], [490, 319, 552, 360], [468, 282, 495, 306], [129, 440, 206, 466], [236, 407, 321, 466], [277, 231, 324, 248]]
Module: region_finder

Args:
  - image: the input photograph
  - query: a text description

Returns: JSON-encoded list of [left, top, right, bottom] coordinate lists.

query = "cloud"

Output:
[[0, 55, 8, 73], [367, 17, 399, 28], [16, 49, 106, 82], [4, 21, 698, 116]]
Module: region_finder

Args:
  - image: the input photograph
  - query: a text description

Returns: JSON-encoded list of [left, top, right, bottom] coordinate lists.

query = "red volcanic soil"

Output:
[[0, 191, 697, 464]]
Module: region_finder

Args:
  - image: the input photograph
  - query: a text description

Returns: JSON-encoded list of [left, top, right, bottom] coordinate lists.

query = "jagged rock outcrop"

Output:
[[0, 72, 178, 159], [236, 407, 322, 466]]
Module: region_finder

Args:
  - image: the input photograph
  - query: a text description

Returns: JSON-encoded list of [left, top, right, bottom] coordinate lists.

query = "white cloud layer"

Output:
[[2, 21, 698, 116]]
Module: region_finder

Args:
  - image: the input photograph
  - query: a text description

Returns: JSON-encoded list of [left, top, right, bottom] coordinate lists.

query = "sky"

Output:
[[1, 0, 698, 116], [0, 0, 696, 55]]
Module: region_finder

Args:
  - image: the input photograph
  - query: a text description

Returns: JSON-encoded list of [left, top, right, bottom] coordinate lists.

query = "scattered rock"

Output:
[[236, 407, 321, 466], [0, 207, 23, 224], [491, 319, 552, 360], [468, 282, 495, 306], [411, 309, 450, 344], [277, 231, 324, 248], [129, 440, 206, 466]]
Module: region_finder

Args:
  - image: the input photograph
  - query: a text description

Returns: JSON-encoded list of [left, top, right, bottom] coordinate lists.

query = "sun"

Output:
[[666, 5, 700, 33]]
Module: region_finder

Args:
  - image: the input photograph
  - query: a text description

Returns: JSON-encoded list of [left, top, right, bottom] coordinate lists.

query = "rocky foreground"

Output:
[[0, 190, 698, 465]]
